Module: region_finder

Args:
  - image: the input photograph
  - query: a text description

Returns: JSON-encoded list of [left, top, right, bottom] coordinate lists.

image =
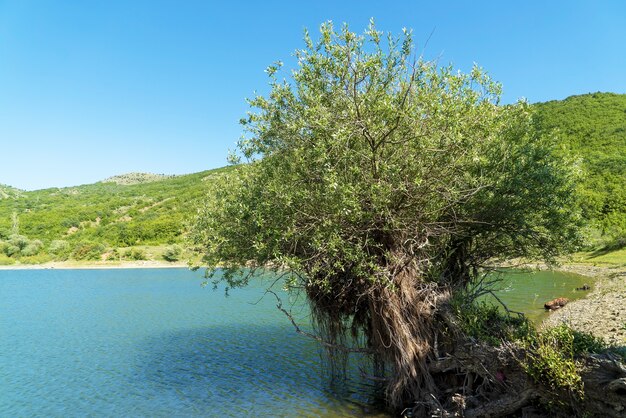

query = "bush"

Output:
[[72, 242, 105, 260], [521, 325, 609, 397], [522, 325, 583, 396], [106, 248, 121, 261], [1, 235, 43, 257], [48, 240, 70, 260], [162, 245, 182, 262], [452, 295, 534, 346], [8, 234, 29, 251], [3, 244, 20, 257], [124, 248, 146, 261], [21, 240, 43, 256]]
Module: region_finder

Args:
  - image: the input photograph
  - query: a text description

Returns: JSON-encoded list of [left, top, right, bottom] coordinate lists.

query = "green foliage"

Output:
[[7, 234, 29, 253], [0, 184, 22, 199], [21, 239, 43, 256], [0, 167, 232, 261], [20, 253, 52, 264], [521, 325, 609, 397], [162, 245, 182, 262], [533, 93, 626, 244], [193, 21, 582, 291], [71, 241, 105, 261], [106, 248, 121, 261], [0, 234, 43, 258], [48, 240, 70, 258], [524, 338, 583, 397], [451, 297, 533, 346], [528, 324, 615, 401], [191, 21, 584, 407], [0, 253, 15, 265], [124, 248, 146, 261], [455, 299, 610, 399]]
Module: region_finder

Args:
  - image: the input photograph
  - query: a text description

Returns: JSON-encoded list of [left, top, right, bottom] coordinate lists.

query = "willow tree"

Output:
[[191, 22, 623, 416]]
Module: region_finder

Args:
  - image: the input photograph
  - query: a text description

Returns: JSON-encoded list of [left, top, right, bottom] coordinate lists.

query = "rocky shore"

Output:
[[543, 264, 626, 345]]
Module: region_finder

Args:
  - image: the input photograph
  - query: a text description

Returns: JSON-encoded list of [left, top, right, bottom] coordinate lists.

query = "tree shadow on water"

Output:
[[131, 325, 386, 417]]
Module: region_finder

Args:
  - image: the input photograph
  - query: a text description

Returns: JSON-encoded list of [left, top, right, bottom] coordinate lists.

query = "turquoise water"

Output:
[[0, 268, 591, 416], [0, 269, 384, 417]]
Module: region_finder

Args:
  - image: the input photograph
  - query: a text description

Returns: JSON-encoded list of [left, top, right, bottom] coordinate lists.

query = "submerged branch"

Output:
[[266, 289, 373, 354]]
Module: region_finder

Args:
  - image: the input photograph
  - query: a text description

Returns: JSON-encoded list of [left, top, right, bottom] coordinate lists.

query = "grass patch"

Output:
[[569, 247, 626, 266], [0, 253, 16, 265]]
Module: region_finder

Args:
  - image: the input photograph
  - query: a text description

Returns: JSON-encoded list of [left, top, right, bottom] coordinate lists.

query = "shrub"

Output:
[[521, 325, 609, 398], [3, 244, 20, 257], [48, 240, 70, 260], [162, 245, 182, 262], [72, 242, 105, 260], [8, 234, 29, 251], [452, 297, 533, 346], [124, 248, 146, 261], [21, 240, 43, 256], [106, 248, 121, 261]]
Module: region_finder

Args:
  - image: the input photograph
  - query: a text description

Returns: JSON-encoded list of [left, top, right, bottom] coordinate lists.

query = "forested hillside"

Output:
[[0, 93, 623, 265], [533, 92, 626, 242], [0, 167, 231, 264]]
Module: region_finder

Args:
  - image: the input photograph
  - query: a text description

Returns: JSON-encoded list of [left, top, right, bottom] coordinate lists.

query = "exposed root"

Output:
[[301, 271, 626, 417]]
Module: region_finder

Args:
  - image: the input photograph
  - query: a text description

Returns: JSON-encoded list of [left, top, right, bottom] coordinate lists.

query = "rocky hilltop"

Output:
[[101, 172, 177, 185]]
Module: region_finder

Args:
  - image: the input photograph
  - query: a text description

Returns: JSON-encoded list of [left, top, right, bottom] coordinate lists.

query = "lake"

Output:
[[0, 268, 592, 417]]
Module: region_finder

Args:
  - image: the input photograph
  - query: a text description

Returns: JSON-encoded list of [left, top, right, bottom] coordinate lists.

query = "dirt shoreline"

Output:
[[0, 260, 188, 270], [542, 264, 626, 345]]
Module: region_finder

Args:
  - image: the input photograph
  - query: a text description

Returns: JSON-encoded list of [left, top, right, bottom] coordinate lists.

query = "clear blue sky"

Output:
[[1, 0, 624, 190]]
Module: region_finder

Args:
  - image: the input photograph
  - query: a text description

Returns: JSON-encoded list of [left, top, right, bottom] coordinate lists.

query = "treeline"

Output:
[[0, 167, 230, 264], [533, 92, 626, 247]]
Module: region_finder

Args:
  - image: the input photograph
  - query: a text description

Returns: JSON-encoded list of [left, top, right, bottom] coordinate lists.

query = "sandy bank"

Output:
[[0, 260, 189, 270]]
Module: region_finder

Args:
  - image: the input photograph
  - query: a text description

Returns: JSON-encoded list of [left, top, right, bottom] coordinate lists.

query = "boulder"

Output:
[[544, 297, 569, 310]]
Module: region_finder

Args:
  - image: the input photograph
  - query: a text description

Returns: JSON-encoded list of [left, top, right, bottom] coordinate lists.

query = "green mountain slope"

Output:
[[0, 184, 23, 200], [0, 92, 623, 264], [533, 92, 626, 241], [0, 166, 232, 263]]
